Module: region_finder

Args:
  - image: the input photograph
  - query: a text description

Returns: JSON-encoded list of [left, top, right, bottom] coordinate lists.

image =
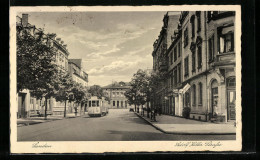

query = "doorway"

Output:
[[211, 80, 218, 117], [227, 77, 236, 120]]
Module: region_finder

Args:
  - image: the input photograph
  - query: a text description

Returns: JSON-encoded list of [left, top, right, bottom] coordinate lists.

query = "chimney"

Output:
[[22, 14, 28, 27], [56, 37, 61, 41]]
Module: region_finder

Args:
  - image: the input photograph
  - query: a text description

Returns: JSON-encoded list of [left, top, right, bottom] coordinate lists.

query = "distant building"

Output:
[[102, 82, 133, 109]]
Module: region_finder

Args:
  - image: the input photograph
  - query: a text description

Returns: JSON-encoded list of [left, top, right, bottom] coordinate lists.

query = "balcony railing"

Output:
[[213, 52, 235, 66]]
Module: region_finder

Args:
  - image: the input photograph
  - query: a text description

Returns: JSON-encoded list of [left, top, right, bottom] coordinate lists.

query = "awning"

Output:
[[182, 83, 191, 94]]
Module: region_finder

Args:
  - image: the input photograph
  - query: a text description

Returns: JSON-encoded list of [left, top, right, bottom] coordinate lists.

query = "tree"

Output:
[[124, 86, 138, 111], [17, 27, 58, 92], [88, 85, 104, 99], [125, 69, 149, 114], [55, 72, 74, 118], [71, 83, 89, 116], [148, 70, 167, 118], [17, 26, 61, 119]]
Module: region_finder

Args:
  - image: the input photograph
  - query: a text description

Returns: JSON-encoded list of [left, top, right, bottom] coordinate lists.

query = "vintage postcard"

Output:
[[10, 6, 242, 153]]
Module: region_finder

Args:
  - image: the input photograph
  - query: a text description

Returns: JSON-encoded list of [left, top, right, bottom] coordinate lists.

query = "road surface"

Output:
[[17, 109, 235, 141]]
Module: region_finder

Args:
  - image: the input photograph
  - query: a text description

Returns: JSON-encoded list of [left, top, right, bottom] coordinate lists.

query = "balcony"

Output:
[[213, 52, 235, 67]]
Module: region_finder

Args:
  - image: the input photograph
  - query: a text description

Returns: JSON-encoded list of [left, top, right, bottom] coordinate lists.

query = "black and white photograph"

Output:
[[10, 6, 242, 153]]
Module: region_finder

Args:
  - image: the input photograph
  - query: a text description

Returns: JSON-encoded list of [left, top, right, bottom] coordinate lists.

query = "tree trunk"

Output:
[[141, 105, 144, 116], [134, 104, 136, 112], [64, 100, 67, 118], [147, 102, 150, 118], [44, 98, 48, 120]]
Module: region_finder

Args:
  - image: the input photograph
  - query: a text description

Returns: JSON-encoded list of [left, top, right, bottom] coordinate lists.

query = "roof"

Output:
[[69, 59, 82, 69], [102, 82, 131, 89]]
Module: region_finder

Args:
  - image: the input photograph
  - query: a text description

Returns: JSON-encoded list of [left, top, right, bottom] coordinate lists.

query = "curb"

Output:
[[134, 112, 236, 135]]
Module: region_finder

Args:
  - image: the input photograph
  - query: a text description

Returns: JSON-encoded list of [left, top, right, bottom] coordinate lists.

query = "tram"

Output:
[[88, 96, 109, 117]]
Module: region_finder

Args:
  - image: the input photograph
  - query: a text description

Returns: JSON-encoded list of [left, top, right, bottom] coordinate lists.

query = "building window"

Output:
[[170, 51, 173, 65], [184, 56, 189, 77], [208, 35, 215, 62], [178, 42, 181, 57], [171, 73, 174, 88], [227, 77, 236, 87], [192, 84, 196, 106], [184, 28, 189, 47], [174, 47, 177, 62], [219, 32, 234, 53], [178, 63, 181, 83], [197, 46, 202, 69], [174, 69, 177, 86], [113, 101, 115, 106], [196, 12, 201, 32], [185, 92, 190, 107], [198, 82, 203, 105], [190, 15, 195, 38], [192, 49, 196, 72]]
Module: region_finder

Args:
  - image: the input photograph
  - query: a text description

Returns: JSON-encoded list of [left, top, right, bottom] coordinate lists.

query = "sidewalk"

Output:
[[17, 112, 88, 127], [135, 111, 236, 135]]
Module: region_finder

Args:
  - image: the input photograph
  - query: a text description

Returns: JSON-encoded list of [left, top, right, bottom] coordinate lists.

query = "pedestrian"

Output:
[[154, 108, 157, 121]]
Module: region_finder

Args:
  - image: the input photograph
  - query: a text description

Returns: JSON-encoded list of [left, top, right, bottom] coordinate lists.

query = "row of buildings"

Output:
[[17, 14, 89, 118], [152, 11, 236, 122]]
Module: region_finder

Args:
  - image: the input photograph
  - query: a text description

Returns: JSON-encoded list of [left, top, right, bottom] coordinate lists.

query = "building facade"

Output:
[[68, 59, 88, 87], [152, 12, 179, 115], [152, 11, 236, 122], [17, 14, 84, 117], [102, 82, 134, 109]]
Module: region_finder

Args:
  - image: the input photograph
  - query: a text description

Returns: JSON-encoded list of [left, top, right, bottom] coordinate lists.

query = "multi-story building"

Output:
[[16, 14, 72, 117], [166, 25, 183, 116], [152, 11, 236, 123], [205, 11, 236, 122], [152, 12, 180, 115], [102, 81, 133, 109]]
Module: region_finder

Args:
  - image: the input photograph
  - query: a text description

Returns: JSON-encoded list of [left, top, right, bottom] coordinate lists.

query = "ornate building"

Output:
[[152, 12, 180, 115], [152, 11, 236, 122]]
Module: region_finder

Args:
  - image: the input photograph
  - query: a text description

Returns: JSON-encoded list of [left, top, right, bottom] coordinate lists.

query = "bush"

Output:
[[182, 107, 191, 119]]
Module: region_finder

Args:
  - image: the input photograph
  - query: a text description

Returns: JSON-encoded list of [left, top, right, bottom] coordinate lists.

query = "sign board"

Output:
[[182, 83, 191, 93]]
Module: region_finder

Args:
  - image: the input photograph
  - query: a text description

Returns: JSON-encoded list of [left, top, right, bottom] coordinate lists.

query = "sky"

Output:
[[20, 12, 180, 87]]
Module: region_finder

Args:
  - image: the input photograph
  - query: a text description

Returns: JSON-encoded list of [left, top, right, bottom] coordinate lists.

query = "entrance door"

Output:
[[227, 90, 236, 120], [227, 77, 236, 121], [211, 87, 218, 115], [211, 79, 218, 118]]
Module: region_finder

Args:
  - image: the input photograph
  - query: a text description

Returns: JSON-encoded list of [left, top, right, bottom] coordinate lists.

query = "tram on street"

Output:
[[88, 96, 109, 117]]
